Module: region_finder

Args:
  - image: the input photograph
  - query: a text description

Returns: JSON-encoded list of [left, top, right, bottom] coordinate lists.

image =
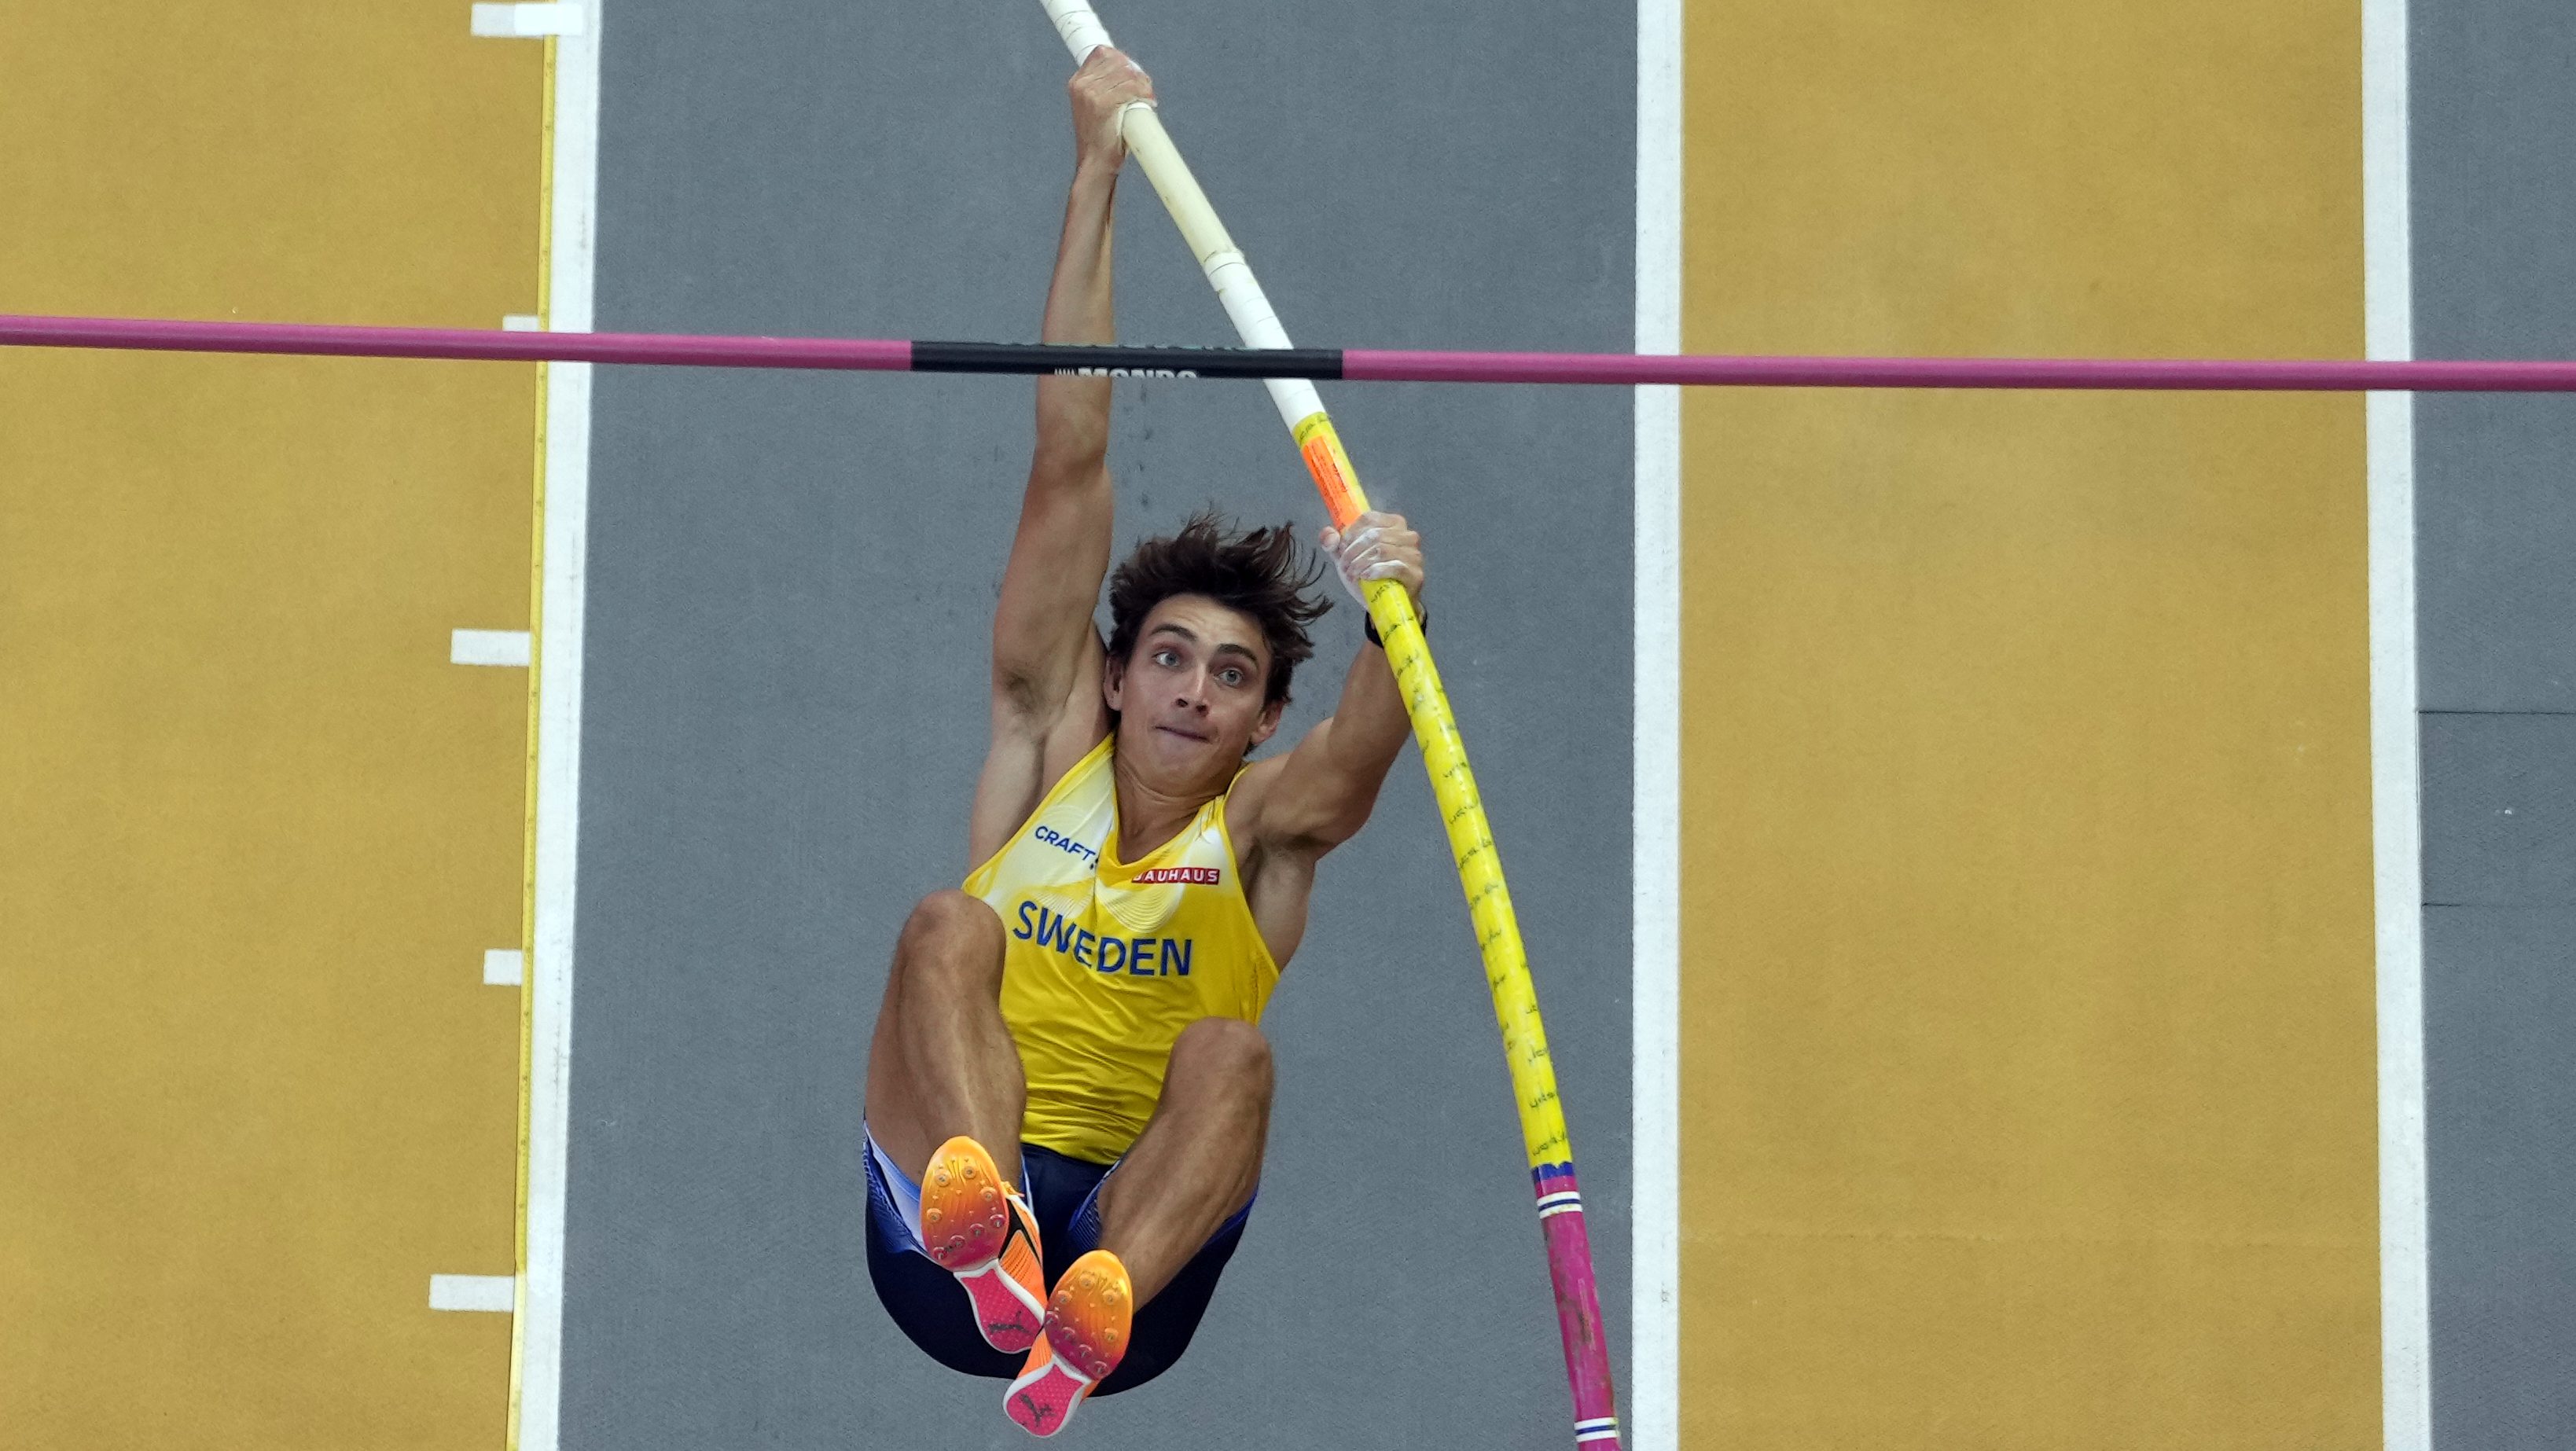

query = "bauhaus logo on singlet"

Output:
[[1133, 866, 1218, 885], [1012, 901, 1194, 978]]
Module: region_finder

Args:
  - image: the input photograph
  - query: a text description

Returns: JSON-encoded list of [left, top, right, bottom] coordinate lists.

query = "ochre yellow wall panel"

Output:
[[2, 8, 541, 325], [1677, 3, 2378, 1447], [0, 9, 538, 1449]]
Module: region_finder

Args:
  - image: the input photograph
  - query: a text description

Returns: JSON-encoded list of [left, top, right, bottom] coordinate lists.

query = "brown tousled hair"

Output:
[[1107, 509, 1332, 709]]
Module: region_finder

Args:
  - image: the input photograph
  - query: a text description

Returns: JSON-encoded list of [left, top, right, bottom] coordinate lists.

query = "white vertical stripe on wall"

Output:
[[2362, 1, 2431, 1446], [1631, 1, 1684, 1448], [517, 8, 605, 1449]]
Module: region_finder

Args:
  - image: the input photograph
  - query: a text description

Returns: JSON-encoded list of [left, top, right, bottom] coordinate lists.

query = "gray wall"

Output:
[[2412, 2, 2576, 1446], [560, 3, 1633, 1447]]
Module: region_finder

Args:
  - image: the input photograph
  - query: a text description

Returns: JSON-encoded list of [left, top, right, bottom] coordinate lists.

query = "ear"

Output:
[[1246, 696, 1285, 749], [1102, 652, 1126, 714]]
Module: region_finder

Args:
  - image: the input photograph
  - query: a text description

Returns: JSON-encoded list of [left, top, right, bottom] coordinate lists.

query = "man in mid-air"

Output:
[[858, 47, 1431, 1438]]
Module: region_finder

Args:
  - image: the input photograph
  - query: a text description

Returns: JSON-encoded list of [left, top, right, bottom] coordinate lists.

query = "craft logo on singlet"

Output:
[[1132, 866, 1220, 886], [1030, 824, 1098, 867]]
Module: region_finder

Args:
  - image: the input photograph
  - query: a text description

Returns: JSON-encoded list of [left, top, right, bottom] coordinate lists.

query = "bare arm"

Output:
[[1235, 512, 1428, 859], [968, 50, 1155, 862]]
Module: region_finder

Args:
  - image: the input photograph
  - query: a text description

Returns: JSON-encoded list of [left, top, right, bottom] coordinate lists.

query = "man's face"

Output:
[[1105, 594, 1282, 781]]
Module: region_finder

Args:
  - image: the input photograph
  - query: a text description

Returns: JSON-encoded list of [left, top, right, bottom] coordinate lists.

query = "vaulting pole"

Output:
[[1028, 5, 1623, 1445]]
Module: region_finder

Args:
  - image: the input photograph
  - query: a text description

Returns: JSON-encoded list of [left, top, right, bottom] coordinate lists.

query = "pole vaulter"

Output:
[[1029, 4, 1623, 1447]]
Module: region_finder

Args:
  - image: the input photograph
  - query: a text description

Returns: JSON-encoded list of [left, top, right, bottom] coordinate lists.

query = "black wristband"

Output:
[[1362, 604, 1424, 648]]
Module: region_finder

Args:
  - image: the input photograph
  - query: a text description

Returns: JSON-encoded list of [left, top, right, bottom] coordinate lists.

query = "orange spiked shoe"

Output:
[[919, 1135, 1047, 1354], [1003, 1248, 1132, 1437]]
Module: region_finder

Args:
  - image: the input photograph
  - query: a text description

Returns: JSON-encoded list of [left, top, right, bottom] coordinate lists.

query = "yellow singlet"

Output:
[[964, 735, 1281, 1164]]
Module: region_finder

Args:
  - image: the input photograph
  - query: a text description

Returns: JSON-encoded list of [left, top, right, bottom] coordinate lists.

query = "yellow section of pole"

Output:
[[1289, 413, 1574, 1172]]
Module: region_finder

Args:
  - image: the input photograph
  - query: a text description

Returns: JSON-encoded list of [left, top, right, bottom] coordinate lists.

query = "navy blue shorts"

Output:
[[863, 1129, 1251, 1395]]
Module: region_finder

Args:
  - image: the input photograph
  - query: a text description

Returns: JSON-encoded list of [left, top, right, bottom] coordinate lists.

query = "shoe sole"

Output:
[[920, 1135, 1046, 1354], [1005, 1249, 1131, 1438], [1004, 1338, 1093, 1438]]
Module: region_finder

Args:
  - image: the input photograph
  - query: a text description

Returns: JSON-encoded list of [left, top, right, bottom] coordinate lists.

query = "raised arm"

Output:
[[1235, 513, 1428, 861], [968, 50, 1155, 862]]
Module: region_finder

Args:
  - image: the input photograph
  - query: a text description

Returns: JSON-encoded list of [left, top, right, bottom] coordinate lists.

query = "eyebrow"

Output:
[[1147, 623, 1260, 663]]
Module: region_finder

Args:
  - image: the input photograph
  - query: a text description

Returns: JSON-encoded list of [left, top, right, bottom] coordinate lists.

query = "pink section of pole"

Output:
[[1538, 1181, 1622, 1449], [1346, 347, 2576, 391], [0, 314, 914, 372]]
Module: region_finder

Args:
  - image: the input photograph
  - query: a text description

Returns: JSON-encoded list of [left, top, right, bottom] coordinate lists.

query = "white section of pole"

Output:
[[1115, 108, 1238, 274], [1038, 0, 1114, 58], [1259, 377, 1328, 434], [1038, 0, 1318, 433]]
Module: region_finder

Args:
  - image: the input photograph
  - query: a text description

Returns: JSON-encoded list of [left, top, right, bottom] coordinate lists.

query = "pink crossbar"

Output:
[[0, 314, 914, 371], [9, 313, 2576, 391], [1342, 347, 2576, 391]]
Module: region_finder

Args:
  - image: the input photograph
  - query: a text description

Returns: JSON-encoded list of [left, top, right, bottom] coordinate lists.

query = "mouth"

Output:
[[1154, 724, 1211, 744]]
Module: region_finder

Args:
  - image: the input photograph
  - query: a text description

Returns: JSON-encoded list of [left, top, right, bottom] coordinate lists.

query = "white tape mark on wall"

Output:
[[503, 314, 543, 332], [471, 3, 585, 38], [429, 1274, 518, 1313], [484, 950, 526, 986], [451, 630, 532, 667]]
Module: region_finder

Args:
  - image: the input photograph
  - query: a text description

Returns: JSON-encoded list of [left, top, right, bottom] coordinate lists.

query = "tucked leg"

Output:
[[1093, 1017, 1273, 1303], [864, 890, 1025, 1185]]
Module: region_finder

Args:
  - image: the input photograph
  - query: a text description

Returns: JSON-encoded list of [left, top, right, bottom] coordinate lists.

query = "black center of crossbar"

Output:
[[911, 340, 1343, 380]]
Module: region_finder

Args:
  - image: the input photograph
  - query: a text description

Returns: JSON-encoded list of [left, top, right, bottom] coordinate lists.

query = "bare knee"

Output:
[[894, 891, 1004, 980], [1168, 1017, 1273, 1098]]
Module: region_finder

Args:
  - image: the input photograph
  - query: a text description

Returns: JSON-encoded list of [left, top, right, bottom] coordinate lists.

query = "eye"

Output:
[[1217, 666, 1246, 687], [1152, 648, 1180, 667]]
